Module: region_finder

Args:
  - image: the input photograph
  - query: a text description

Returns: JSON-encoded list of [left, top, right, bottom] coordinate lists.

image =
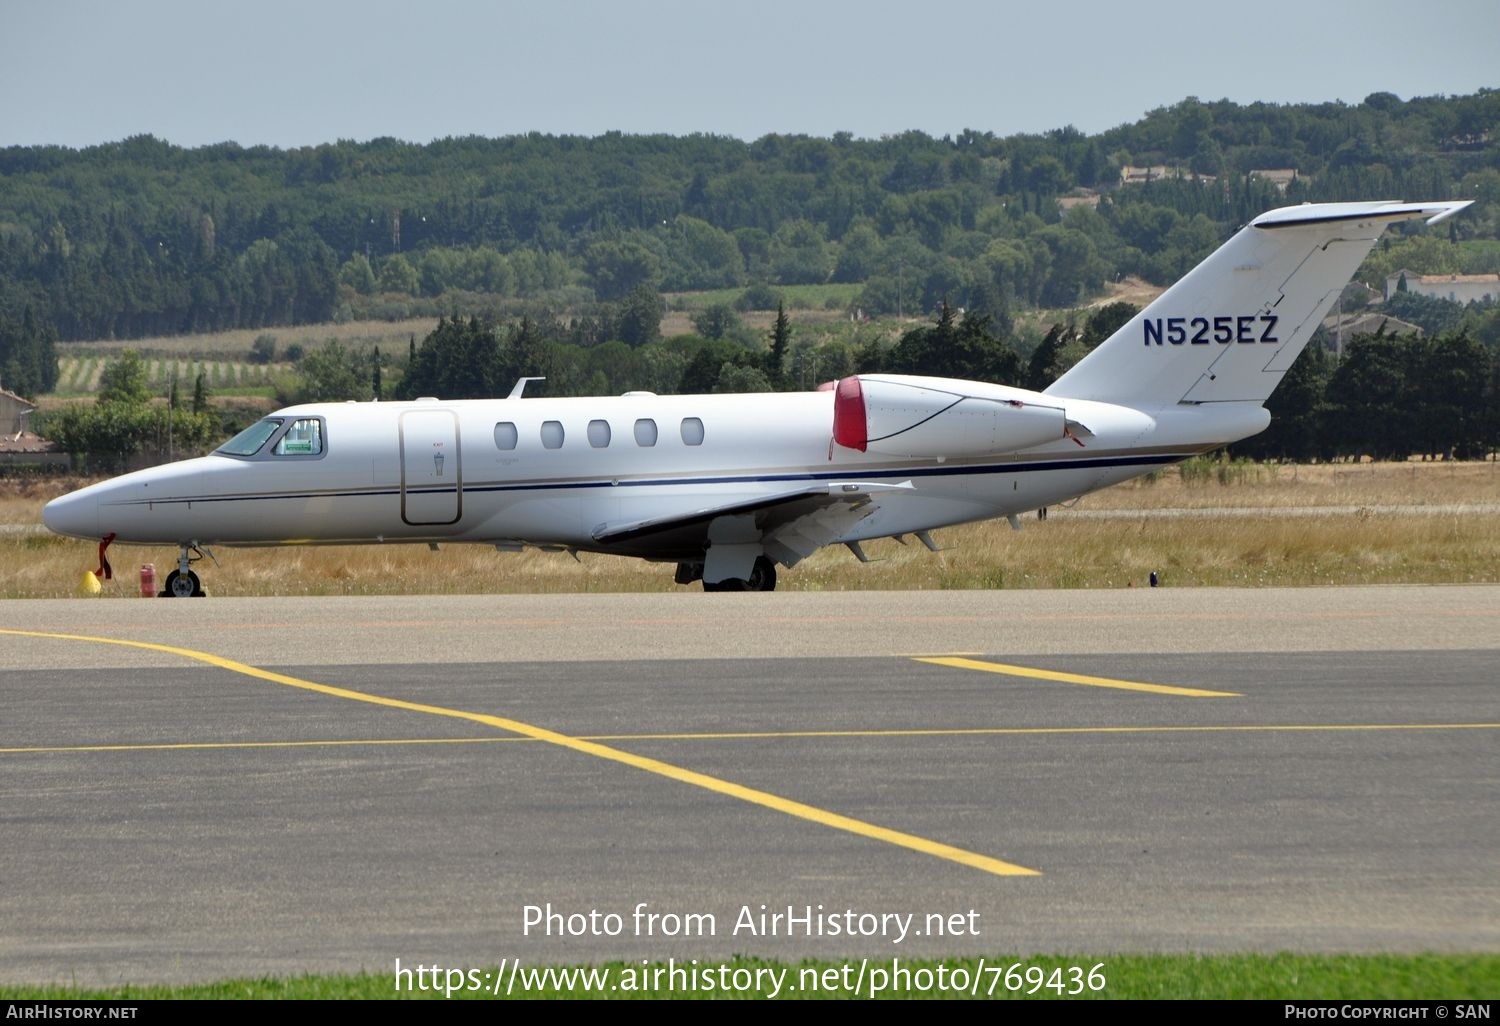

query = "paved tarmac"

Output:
[[1, 587, 1497, 986]]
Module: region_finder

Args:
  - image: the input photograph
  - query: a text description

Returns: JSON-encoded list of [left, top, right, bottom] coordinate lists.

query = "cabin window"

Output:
[[587, 419, 611, 448], [494, 422, 518, 450], [633, 418, 658, 447], [541, 420, 565, 449], [217, 418, 282, 457], [274, 418, 323, 456], [680, 417, 705, 446]]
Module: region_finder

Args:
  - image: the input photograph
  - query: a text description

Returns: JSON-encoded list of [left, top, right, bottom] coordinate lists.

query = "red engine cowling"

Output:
[[830, 375, 1068, 457]]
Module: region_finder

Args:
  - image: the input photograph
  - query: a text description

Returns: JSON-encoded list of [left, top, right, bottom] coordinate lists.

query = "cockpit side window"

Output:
[[273, 418, 324, 456], [216, 418, 283, 457]]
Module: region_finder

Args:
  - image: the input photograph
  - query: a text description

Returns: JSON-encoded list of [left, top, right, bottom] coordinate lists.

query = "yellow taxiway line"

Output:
[[6, 720, 1495, 757], [915, 656, 1241, 697], [0, 628, 1040, 878]]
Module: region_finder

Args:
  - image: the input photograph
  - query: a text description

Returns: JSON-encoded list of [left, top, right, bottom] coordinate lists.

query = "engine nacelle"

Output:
[[829, 374, 1069, 458]]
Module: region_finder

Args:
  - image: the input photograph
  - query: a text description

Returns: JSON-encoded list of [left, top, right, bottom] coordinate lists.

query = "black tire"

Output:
[[747, 556, 778, 592], [161, 569, 205, 598], [702, 558, 777, 593]]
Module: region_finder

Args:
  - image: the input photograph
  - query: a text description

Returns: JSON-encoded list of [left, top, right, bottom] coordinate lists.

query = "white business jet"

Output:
[[44, 200, 1470, 595]]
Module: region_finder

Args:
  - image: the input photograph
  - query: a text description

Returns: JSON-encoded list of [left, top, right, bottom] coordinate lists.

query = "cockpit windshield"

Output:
[[274, 418, 323, 455], [216, 418, 283, 457], [216, 416, 328, 459]]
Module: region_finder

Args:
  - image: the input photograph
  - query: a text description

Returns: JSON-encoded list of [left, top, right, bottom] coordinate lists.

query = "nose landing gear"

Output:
[[159, 544, 210, 598]]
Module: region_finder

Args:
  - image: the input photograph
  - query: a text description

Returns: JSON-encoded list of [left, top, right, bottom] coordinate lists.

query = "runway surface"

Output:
[[2, 586, 1497, 986]]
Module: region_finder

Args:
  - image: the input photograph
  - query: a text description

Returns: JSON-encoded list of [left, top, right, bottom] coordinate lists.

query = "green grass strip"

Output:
[[4, 953, 1497, 1000]]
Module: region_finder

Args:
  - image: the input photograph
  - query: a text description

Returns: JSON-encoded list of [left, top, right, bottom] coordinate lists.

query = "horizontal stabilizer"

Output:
[[1251, 200, 1471, 229]]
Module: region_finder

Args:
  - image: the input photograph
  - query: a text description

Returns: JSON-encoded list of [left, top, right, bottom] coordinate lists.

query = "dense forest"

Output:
[[2, 90, 1498, 347], [5, 89, 1500, 462]]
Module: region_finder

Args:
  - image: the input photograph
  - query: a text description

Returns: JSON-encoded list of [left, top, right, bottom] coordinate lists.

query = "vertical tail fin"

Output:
[[1046, 201, 1472, 412]]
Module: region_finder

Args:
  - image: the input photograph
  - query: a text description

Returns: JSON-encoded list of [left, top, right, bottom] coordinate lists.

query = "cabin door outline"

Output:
[[399, 410, 462, 525]]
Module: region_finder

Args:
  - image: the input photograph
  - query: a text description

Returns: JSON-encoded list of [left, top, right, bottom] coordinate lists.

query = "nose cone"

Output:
[[43, 489, 100, 540]]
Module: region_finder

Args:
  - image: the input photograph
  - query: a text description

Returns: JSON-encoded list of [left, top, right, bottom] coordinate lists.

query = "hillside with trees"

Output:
[[5, 89, 1499, 464], [2, 90, 1497, 342]]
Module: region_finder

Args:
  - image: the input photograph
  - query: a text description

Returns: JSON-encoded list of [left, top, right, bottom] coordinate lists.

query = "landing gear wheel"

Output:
[[161, 569, 205, 598], [701, 557, 778, 593], [746, 556, 777, 592]]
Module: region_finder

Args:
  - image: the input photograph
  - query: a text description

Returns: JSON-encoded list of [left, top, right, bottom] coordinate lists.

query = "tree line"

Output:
[[279, 297, 1500, 465], [2, 91, 1497, 345], [36, 297, 1498, 472], [1237, 328, 1498, 462], [0, 308, 58, 397]]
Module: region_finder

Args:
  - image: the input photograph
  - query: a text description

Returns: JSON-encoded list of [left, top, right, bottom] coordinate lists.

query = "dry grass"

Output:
[[3, 461, 1497, 599], [50, 275, 1158, 369], [56, 318, 442, 360], [659, 306, 852, 340], [1063, 458, 1500, 509]]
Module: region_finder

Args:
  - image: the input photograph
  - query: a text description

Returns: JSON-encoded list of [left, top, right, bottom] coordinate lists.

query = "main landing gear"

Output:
[[686, 556, 778, 592], [160, 544, 209, 598]]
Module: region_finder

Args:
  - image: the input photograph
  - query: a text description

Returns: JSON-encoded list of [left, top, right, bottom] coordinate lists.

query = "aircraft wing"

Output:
[[591, 481, 911, 565]]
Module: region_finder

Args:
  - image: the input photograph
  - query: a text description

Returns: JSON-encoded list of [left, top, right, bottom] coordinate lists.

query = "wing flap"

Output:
[[591, 482, 911, 564]]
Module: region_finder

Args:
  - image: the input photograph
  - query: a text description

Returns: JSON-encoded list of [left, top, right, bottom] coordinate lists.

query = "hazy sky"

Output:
[[3, 0, 1495, 150]]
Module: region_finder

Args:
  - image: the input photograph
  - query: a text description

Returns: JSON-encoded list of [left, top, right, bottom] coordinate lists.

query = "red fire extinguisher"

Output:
[[140, 563, 157, 598]]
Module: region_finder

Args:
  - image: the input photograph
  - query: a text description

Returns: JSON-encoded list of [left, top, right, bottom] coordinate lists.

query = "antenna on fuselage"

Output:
[[508, 377, 546, 399]]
